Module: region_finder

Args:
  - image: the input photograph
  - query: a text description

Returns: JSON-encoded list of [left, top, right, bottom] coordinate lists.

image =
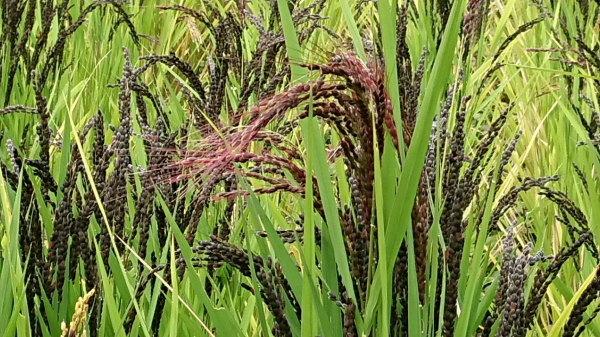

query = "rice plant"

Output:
[[1, 0, 600, 336]]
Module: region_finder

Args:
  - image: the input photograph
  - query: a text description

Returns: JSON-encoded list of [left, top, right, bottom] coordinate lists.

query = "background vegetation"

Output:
[[1, 0, 600, 336]]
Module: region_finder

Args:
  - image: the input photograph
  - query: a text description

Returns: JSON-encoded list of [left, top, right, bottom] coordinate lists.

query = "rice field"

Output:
[[1, 0, 600, 336]]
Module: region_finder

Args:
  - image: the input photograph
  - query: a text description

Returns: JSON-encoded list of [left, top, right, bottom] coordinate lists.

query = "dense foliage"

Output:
[[1, 0, 600, 336]]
